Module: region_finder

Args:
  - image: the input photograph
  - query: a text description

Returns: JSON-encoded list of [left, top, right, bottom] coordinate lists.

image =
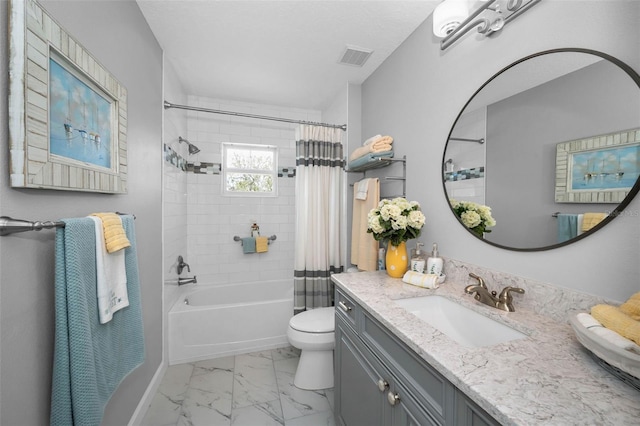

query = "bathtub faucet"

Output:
[[177, 255, 191, 274], [178, 275, 197, 286]]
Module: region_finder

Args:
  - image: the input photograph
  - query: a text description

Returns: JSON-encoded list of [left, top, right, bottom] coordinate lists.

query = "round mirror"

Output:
[[442, 49, 640, 251]]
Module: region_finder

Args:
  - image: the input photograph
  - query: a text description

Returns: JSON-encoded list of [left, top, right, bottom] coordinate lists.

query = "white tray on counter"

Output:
[[569, 313, 640, 389]]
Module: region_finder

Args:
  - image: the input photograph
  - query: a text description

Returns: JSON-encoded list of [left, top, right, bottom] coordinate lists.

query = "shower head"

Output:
[[178, 136, 201, 155]]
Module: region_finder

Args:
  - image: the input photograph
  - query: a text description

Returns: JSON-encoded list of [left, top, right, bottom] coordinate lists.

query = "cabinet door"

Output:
[[335, 321, 388, 426], [388, 381, 441, 426], [455, 390, 502, 426]]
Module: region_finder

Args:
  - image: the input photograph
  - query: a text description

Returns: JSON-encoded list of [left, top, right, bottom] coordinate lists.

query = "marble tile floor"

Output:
[[141, 347, 335, 426]]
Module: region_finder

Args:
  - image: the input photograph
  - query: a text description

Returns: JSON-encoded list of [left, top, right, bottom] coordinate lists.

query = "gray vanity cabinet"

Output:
[[334, 288, 501, 426]]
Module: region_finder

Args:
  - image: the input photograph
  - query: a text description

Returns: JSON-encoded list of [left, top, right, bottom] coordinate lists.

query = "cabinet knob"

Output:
[[387, 391, 400, 406], [338, 301, 352, 312], [377, 379, 389, 392]]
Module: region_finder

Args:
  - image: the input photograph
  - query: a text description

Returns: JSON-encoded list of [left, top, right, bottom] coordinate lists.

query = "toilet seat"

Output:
[[289, 307, 335, 333]]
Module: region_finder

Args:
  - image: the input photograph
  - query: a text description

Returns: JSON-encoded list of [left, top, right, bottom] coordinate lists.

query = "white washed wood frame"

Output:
[[555, 128, 640, 203], [8, 0, 127, 193]]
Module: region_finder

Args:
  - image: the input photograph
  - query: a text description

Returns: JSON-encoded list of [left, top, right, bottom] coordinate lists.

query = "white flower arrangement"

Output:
[[449, 199, 496, 237], [367, 197, 425, 247]]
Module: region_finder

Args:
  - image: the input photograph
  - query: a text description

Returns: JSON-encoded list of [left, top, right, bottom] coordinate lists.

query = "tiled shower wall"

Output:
[[444, 106, 486, 205], [185, 96, 322, 285]]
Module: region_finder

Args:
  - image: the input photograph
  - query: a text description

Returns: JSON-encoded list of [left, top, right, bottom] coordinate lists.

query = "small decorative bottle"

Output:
[[410, 243, 426, 273], [426, 243, 444, 275]]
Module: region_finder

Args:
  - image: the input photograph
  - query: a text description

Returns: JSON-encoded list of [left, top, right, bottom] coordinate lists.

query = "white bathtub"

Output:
[[168, 279, 294, 364]]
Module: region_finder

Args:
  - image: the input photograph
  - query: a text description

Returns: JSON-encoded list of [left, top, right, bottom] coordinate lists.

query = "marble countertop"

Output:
[[331, 271, 640, 426]]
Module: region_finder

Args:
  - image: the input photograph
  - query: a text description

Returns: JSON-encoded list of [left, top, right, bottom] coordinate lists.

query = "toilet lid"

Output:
[[290, 307, 335, 333]]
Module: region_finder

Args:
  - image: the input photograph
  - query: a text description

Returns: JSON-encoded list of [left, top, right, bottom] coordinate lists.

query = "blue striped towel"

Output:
[[51, 215, 145, 426]]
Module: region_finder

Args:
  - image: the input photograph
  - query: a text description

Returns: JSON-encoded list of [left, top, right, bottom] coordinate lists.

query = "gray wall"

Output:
[[0, 1, 163, 425], [362, 0, 640, 301], [486, 59, 640, 248]]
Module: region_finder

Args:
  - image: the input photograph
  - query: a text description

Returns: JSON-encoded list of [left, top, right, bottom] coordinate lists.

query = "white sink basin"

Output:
[[394, 296, 527, 348]]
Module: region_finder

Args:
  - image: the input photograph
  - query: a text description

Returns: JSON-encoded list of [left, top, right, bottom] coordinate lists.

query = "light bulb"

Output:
[[433, 0, 471, 38]]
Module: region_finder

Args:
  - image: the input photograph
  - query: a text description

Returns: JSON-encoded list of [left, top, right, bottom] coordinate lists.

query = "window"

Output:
[[222, 143, 278, 196]]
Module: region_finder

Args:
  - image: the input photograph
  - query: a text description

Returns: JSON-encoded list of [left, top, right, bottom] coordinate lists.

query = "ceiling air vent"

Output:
[[338, 46, 373, 67]]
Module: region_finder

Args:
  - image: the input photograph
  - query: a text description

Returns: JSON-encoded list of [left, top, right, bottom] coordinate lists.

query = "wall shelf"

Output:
[[348, 155, 406, 198]]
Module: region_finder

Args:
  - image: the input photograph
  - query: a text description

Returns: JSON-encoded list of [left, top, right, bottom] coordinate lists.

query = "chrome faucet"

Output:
[[464, 273, 525, 312], [177, 255, 190, 275], [178, 275, 197, 286]]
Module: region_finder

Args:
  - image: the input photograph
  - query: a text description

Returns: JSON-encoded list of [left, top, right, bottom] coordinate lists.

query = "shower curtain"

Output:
[[294, 124, 345, 313]]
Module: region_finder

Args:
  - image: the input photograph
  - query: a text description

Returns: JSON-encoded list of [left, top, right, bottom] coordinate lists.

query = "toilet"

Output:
[[287, 307, 335, 390]]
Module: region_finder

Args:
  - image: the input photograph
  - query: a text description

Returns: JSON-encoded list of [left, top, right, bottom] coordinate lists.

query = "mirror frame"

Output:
[[442, 48, 640, 251]]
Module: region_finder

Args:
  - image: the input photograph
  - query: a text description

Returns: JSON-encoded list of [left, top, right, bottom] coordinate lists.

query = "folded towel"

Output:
[[89, 216, 129, 324], [355, 178, 371, 200], [242, 237, 256, 254], [576, 312, 602, 328], [591, 304, 640, 345], [581, 212, 607, 232], [556, 214, 579, 243], [349, 135, 394, 161], [621, 292, 640, 321], [402, 271, 440, 289], [256, 236, 269, 253], [363, 134, 382, 146], [90, 213, 131, 253], [577, 313, 640, 354], [51, 216, 144, 426], [348, 150, 394, 171]]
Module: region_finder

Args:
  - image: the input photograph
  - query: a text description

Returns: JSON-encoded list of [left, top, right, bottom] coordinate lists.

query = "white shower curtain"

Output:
[[294, 124, 345, 313]]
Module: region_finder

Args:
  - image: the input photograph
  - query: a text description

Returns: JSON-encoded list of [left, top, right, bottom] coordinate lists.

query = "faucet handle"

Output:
[[496, 286, 524, 312], [498, 286, 525, 299], [177, 255, 191, 274], [468, 273, 487, 289]]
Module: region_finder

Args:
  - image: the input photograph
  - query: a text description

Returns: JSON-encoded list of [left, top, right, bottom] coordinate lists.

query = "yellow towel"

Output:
[[620, 292, 640, 321], [256, 236, 269, 253], [581, 212, 607, 232], [351, 178, 380, 271], [591, 304, 640, 345], [90, 213, 131, 253]]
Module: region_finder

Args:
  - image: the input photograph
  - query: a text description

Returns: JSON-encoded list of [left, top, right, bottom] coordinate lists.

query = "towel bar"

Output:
[[233, 235, 277, 245], [0, 213, 136, 236]]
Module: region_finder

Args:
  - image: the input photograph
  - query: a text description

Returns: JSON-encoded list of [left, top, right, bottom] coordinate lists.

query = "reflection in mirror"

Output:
[[443, 49, 640, 251]]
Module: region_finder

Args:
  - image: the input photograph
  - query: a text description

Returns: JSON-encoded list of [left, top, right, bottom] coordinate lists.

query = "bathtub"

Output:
[[168, 279, 294, 364]]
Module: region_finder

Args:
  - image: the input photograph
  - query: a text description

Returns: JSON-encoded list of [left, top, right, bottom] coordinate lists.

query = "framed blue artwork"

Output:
[[555, 128, 640, 203], [8, 0, 128, 193]]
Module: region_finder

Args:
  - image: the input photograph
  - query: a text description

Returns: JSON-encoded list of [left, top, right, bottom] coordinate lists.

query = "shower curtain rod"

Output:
[[449, 137, 485, 144], [164, 101, 347, 131]]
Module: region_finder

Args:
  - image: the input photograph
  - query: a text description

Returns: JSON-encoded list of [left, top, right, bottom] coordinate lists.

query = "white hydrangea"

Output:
[[461, 211, 481, 229], [408, 210, 425, 228], [380, 204, 401, 221], [391, 215, 408, 230], [367, 197, 425, 245], [368, 214, 384, 234]]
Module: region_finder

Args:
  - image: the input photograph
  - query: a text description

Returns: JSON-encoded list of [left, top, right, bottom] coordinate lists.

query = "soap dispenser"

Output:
[[410, 243, 426, 273], [426, 243, 443, 275]]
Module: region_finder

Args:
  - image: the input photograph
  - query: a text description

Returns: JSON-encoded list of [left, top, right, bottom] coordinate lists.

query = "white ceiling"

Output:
[[136, 0, 438, 111]]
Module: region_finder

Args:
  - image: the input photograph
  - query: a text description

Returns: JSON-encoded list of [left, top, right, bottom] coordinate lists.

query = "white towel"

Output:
[[89, 216, 129, 324], [577, 313, 640, 354], [356, 179, 370, 200], [576, 214, 584, 236], [402, 271, 440, 289], [363, 134, 382, 146]]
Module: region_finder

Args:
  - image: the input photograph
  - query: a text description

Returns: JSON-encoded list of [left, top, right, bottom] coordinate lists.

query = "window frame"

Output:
[[221, 142, 278, 197]]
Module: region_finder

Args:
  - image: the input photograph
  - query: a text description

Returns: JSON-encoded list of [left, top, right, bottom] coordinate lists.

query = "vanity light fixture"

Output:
[[434, 0, 542, 51]]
